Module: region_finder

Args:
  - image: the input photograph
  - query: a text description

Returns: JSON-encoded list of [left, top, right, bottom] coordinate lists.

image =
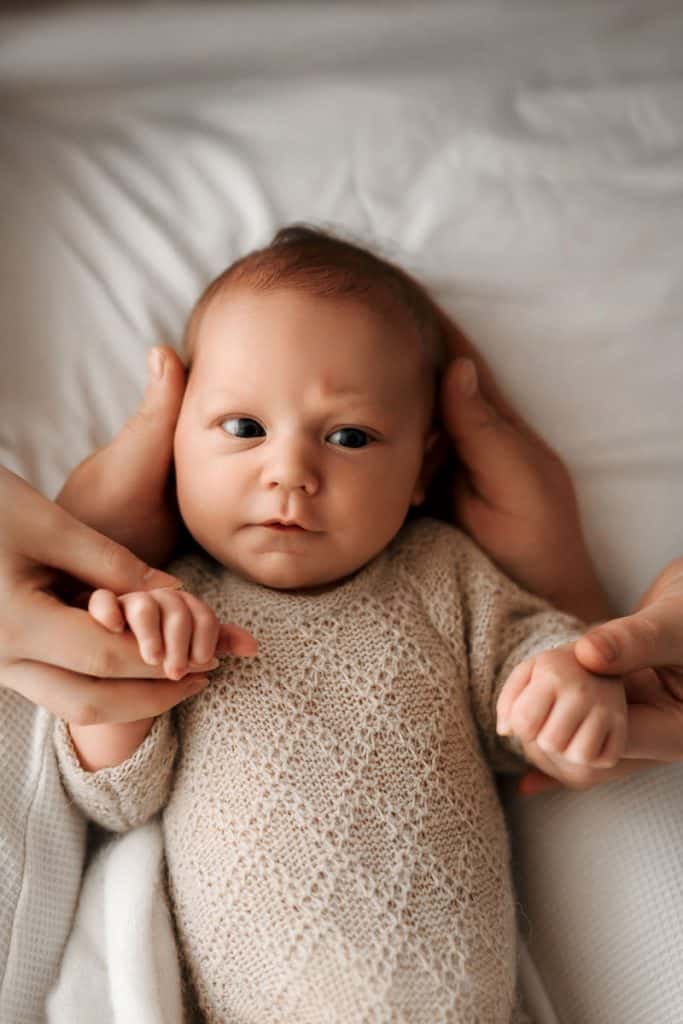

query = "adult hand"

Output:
[[57, 346, 186, 568], [576, 557, 683, 683], [0, 466, 256, 723], [517, 557, 683, 795], [437, 321, 609, 622]]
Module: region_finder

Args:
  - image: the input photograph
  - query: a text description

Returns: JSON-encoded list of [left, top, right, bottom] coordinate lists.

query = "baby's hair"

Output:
[[181, 224, 450, 383]]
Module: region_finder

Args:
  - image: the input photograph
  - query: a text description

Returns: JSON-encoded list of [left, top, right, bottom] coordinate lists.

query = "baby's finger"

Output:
[[496, 659, 534, 734], [155, 589, 193, 680], [88, 589, 125, 634], [563, 708, 615, 766], [505, 678, 556, 745], [119, 592, 163, 666], [216, 623, 259, 657], [175, 590, 220, 665], [534, 695, 587, 756], [594, 714, 628, 768]]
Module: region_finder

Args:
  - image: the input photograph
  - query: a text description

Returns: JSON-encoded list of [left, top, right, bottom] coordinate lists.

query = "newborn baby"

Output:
[[54, 226, 626, 1023]]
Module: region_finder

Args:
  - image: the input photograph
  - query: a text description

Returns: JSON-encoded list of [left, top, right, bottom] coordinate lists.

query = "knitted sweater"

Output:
[[54, 518, 581, 1024]]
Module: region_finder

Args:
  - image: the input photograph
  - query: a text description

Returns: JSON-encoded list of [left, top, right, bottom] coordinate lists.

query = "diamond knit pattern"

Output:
[[55, 518, 580, 1023]]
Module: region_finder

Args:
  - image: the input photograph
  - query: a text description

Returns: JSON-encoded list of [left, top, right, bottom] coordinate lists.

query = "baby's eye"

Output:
[[220, 417, 265, 439], [327, 427, 372, 449]]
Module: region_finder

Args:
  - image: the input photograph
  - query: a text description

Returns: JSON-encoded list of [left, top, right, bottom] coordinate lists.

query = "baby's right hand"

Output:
[[88, 587, 257, 680]]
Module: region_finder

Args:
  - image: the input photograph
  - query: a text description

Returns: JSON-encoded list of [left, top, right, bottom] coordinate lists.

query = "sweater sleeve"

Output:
[[406, 520, 585, 774], [53, 712, 177, 832], [460, 536, 584, 772]]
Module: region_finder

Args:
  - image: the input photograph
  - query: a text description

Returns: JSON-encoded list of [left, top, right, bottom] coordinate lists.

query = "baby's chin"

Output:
[[232, 554, 348, 593], [206, 545, 358, 593]]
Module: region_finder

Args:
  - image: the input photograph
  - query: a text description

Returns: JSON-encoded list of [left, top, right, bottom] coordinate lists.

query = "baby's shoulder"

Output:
[[390, 516, 490, 580], [387, 517, 519, 618]]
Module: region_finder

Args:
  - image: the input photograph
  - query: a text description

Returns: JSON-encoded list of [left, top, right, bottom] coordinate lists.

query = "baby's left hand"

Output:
[[496, 643, 627, 772]]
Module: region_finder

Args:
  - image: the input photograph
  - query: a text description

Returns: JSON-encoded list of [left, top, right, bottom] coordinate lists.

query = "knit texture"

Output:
[[55, 518, 581, 1023], [1, 692, 85, 1024]]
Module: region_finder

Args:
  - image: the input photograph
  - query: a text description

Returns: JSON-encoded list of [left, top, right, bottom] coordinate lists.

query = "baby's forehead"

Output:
[[191, 286, 428, 378]]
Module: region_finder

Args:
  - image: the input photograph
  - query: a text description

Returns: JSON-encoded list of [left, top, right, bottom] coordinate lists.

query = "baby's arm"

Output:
[[496, 643, 627, 779], [68, 587, 221, 772]]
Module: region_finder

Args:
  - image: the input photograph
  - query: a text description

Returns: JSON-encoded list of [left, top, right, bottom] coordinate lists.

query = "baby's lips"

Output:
[[217, 623, 258, 657]]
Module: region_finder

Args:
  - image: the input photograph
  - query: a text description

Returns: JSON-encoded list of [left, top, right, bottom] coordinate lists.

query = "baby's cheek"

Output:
[[176, 458, 236, 544]]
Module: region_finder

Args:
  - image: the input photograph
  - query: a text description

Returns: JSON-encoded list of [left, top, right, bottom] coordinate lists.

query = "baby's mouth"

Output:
[[261, 520, 307, 532]]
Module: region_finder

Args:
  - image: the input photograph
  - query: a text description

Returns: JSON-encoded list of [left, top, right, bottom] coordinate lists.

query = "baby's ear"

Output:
[[411, 428, 447, 506]]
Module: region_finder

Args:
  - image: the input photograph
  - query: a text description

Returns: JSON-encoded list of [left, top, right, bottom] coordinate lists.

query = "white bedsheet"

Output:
[[1, 3, 682, 1023], [2, 1, 682, 612]]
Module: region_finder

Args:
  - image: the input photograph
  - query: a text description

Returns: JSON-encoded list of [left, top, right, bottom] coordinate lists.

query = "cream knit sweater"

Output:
[[54, 518, 581, 1024]]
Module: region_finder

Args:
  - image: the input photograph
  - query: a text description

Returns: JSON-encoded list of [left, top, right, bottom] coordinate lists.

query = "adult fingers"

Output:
[[1, 470, 180, 593], [104, 346, 186, 492], [623, 702, 683, 762], [2, 659, 210, 724], [576, 601, 683, 676], [440, 359, 543, 505], [436, 310, 521, 421], [11, 592, 216, 679], [516, 757, 657, 797]]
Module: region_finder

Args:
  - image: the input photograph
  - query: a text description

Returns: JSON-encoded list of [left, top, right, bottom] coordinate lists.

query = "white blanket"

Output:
[[46, 822, 183, 1024], [45, 819, 558, 1024]]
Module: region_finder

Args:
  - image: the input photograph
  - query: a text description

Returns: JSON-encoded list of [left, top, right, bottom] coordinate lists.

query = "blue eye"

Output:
[[220, 417, 265, 438], [327, 427, 371, 449]]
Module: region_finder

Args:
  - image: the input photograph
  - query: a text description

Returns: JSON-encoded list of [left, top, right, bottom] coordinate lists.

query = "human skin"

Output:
[[173, 288, 436, 591], [521, 556, 683, 793], [6, 328, 680, 771], [68, 289, 437, 766], [57, 332, 609, 618], [0, 465, 227, 722], [68, 289, 628, 778]]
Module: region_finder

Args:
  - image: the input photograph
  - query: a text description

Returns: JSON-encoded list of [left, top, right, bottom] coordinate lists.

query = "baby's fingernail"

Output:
[[456, 358, 478, 398], [165, 664, 186, 681], [497, 719, 509, 735]]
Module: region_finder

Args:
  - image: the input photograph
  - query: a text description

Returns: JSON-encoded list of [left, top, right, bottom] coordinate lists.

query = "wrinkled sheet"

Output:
[[1, 4, 682, 1023]]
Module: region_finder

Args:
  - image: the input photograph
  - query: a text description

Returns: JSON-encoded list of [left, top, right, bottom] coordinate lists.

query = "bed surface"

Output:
[[2, 5, 683, 1024], [1, 0, 682, 615]]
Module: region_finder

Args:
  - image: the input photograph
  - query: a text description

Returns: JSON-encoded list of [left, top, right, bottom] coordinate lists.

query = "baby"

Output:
[[54, 227, 626, 1024]]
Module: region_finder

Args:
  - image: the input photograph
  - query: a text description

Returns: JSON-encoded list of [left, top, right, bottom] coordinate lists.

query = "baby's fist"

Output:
[[496, 643, 627, 769], [88, 587, 256, 680]]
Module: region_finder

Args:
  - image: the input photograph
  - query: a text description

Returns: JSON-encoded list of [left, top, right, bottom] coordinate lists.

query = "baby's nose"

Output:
[[262, 438, 320, 495]]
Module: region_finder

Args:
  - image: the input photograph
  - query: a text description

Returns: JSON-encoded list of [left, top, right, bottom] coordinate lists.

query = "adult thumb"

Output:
[[111, 346, 186, 480], [576, 602, 683, 675], [440, 358, 527, 503]]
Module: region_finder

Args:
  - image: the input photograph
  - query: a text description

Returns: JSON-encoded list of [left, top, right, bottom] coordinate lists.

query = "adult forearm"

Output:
[[545, 556, 611, 624]]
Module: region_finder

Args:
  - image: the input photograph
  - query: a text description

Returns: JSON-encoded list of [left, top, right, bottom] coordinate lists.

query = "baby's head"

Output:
[[174, 225, 448, 590]]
